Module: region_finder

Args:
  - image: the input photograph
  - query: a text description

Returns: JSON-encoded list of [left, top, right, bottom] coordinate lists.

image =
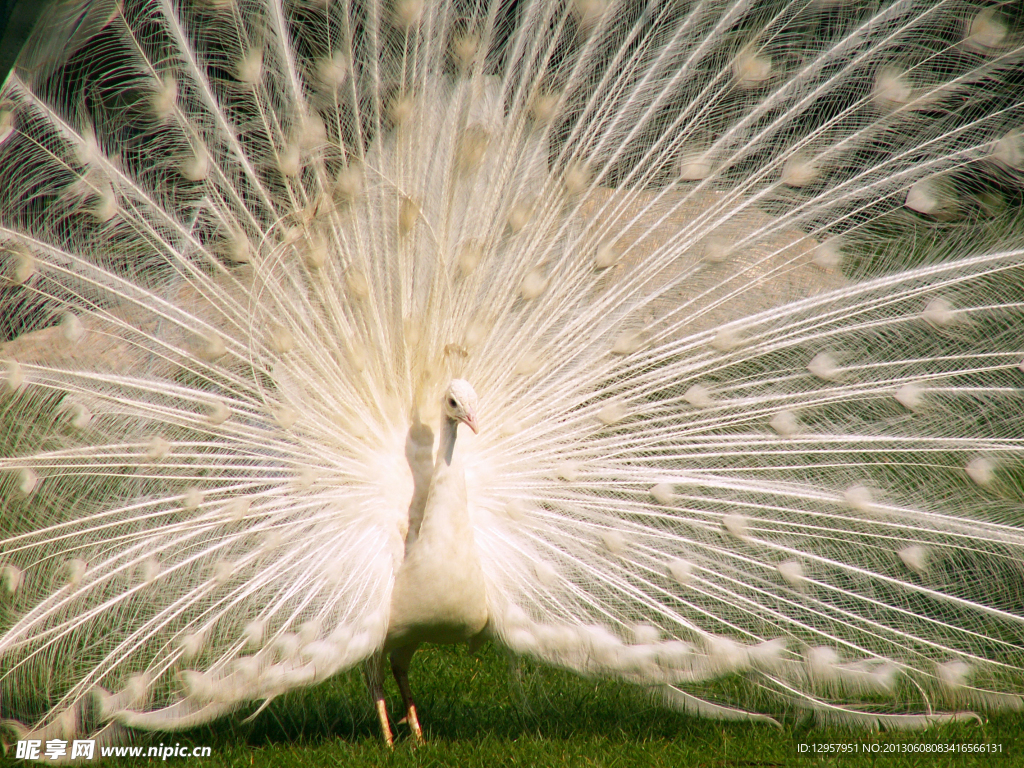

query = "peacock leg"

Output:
[[389, 644, 423, 743], [363, 653, 393, 747]]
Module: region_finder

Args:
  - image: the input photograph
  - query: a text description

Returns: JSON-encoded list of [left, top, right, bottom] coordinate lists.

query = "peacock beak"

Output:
[[462, 413, 479, 434]]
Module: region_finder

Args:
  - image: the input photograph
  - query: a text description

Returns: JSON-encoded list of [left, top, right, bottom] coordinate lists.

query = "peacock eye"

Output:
[[448, 397, 458, 408]]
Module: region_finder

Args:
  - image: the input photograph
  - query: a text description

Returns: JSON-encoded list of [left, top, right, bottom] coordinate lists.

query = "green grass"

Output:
[[15, 643, 1014, 768]]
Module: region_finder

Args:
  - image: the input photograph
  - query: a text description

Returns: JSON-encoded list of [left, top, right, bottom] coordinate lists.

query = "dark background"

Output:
[[0, 0, 53, 81]]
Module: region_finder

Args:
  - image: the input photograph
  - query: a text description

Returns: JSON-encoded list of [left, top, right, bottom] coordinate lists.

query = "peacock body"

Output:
[[1, 0, 1024, 749]]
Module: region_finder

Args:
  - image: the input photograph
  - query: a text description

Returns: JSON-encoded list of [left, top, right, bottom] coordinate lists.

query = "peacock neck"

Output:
[[438, 416, 459, 468]]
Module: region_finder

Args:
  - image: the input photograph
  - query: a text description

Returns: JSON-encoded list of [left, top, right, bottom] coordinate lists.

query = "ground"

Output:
[[57, 643, 1023, 768]]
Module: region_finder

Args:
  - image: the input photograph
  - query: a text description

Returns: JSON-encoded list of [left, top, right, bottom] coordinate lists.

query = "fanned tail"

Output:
[[1, 0, 1023, 743]]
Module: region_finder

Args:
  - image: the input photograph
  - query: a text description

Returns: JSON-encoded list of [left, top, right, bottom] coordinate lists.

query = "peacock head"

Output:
[[443, 379, 479, 434]]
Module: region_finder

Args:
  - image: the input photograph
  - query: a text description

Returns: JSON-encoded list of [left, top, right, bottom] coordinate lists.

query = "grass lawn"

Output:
[[63, 642, 1021, 768]]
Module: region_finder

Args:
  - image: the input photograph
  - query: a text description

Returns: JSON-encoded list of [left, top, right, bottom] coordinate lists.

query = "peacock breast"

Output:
[[385, 458, 489, 648]]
